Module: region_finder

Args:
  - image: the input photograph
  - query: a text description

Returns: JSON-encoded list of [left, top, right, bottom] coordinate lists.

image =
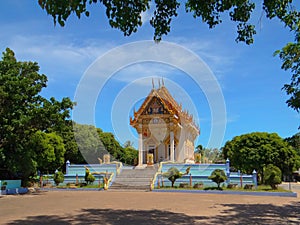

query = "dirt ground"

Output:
[[0, 186, 299, 225]]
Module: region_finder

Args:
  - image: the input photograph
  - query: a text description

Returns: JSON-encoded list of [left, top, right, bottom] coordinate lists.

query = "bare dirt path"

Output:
[[0, 189, 299, 225]]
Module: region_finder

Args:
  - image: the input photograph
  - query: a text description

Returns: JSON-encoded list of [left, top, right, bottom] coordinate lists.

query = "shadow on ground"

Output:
[[8, 201, 300, 225]]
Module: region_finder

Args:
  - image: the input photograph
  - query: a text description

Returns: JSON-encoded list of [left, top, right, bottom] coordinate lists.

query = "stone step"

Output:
[[119, 171, 155, 174], [120, 169, 156, 173], [107, 189, 149, 192], [115, 178, 152, 182], [110, 184, 150, 188], [109, 184, 150, 190], [111, 181, 151, 186], [116, 174, 154, 179], [109, 166, 158, 191]]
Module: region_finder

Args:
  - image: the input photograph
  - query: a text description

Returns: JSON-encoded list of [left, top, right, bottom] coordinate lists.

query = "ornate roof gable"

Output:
[[141, 96, 169, 115], [130, 83, 200, 136], [130, 86, 179, 126]]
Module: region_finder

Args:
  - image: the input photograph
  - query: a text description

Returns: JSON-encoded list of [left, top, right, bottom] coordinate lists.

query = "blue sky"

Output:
[[0, 1, 299, 149]]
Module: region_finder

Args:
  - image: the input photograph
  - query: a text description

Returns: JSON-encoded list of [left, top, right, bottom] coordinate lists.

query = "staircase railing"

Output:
[[151, 171, 162, 190], [109, 161, 123, 175], [150, 161, 172, 190], [91, 171, 114, 190]]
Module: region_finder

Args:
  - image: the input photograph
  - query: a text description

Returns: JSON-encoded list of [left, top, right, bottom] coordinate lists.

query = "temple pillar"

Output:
[[138, 132, 143, 166], [170, 131, 175, 162]]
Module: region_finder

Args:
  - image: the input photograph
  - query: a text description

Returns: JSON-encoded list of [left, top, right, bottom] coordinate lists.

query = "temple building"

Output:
[[130, 80, 200, 166]]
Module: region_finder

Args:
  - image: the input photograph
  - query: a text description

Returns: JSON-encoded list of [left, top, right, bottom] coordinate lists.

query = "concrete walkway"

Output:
[[0, 189, 299, 224]]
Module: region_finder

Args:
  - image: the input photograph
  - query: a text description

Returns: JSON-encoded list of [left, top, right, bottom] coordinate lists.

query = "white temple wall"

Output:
[[140, 122, 197, 163], [157, 144, 164, 162], [175, 128, 185, 162]]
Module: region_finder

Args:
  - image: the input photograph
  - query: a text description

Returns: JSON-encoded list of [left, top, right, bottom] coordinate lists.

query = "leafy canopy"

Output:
[[285, 132, 300, 156], [222, 132, 299, 182], [66, 123, 138, 166], [29, 131, 66, 174], [0, 48, 74, 181]]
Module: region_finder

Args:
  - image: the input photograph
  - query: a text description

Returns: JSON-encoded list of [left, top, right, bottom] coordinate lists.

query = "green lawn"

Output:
[[156, 184, 291, 192]]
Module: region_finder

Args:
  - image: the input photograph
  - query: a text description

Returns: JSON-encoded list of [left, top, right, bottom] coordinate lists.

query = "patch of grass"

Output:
[[83, 184, 103, 189], [256, 185, 290, 192], [156, 184, 291, 192], [158, 185, 194, 190], [51, 183, 103, 189]]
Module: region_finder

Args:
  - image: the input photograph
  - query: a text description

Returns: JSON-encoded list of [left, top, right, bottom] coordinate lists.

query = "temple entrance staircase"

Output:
[[109, 165, 158, 191]]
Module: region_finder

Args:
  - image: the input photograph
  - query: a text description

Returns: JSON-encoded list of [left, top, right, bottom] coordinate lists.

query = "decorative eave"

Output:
[[130, 88, 180, 126], [130, 83, 200, 134]]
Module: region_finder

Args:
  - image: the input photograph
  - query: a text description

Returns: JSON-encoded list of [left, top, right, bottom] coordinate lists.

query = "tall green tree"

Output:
[[121, 146, 138, 165], [0, 48, 74, 181], [285, 132, 300, 156], [124, 140, 134, 149], [38, 0, 300, 112], [60, 121, 83, 164], [97, 129, 124, 161], [72, 123, 107, 164], [69, 123, 138, 165], [29, 131, 66, 173], [222, 132, 299, 182], [196, 147, 223, 163]]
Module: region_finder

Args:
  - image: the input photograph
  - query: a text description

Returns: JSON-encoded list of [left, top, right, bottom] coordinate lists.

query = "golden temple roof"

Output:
[[130, 81, 199, 134]]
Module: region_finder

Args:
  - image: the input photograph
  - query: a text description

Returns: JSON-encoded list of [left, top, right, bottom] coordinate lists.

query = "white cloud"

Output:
[[141, 1, 154, 25], [141, 9, 152, 25], [4, 35, 114, 78], [111, 63, 177, 84], [167, 37, 239, 78]]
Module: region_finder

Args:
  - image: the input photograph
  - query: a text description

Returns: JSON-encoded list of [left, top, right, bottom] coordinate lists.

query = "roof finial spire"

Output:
[[162, 77, 164, 86], [152, 78, 155, 89], [158, 79, 161, 88]]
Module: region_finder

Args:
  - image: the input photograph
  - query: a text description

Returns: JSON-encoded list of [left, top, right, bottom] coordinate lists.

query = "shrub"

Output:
[[162, 167, 191, 187], [53, 171, 64, 186], [85, 167, 95, 184], [193, 182, 204, 189], [163, 167, 181, 187], [227, 183, 238, 189], [264, 164, 282, 190], [208, 169, 227, 189], [86, 173, 95, 184], [179, 183, 189, 188], [244, 184, 254, 190]]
